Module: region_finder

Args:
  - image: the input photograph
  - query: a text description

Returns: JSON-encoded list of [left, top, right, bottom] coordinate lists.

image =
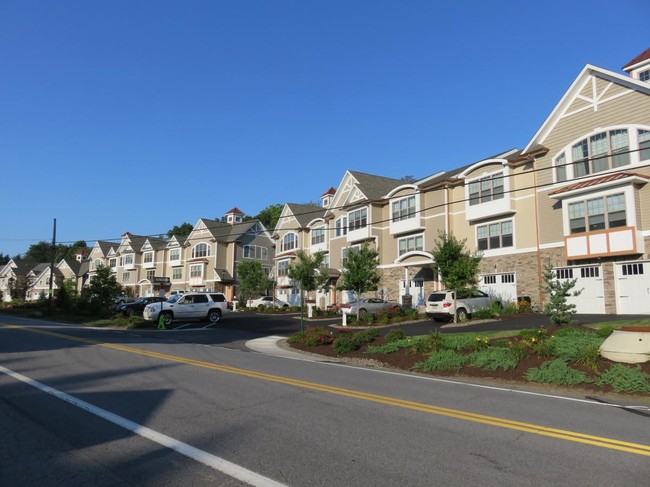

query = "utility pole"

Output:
[[48, 218, 57, 311]]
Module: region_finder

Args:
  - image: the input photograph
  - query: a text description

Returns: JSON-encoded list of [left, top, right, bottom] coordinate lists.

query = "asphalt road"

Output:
[[1, 312, 649, 486]]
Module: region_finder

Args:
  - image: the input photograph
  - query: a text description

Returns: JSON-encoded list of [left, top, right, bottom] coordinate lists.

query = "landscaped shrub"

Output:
[[471, 307, 494, 320], [414, 350, 466, 372], [287, 327, 334, 346], [551, 329, 604, 362], [574, 343, 601, 372], [596, 364, 650, 393], [441, 333, 477, 351], [366, 337, 416, 354], [470, 336, 490, 351], [526, 359, 592, 385], [595, 326, 615, 338], [501, 302, 519, 315], [352, 328, 379, 345], [468, 348, 519, 371], [333, 335, 357, 354], [385, 328, 406, 343]]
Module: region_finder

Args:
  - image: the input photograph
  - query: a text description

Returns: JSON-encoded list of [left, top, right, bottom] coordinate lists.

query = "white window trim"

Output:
[[169, 248, 181, 263], [189, 263, 204, 278], [397, 233, 424, 257], [191, 243, 211, 259], [475, 218, 515, 256], [552, 124, 650, 184], [562, 186, 635, 236], [464, 168, 512, 222], [280, 233, 299, 253]]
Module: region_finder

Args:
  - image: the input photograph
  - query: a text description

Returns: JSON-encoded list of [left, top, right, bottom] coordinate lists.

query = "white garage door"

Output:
[[616, 261, 650, 314], [555, 265, 605, 314], [479, 273, 517, 304]]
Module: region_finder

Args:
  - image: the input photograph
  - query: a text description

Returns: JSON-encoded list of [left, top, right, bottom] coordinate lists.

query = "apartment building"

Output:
[[269, 48, 650, 315]]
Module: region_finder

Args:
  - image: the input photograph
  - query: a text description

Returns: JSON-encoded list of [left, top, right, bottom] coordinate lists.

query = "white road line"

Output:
[[0, 365, 288, 487]]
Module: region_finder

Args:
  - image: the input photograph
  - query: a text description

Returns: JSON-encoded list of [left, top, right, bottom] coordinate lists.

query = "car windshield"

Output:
[[427, 293, 446, 302], [167, 295, 181, 303]]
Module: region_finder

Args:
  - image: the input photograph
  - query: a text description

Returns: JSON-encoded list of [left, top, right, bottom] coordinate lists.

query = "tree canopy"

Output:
[[237, 260, 272, 305], [167, 223, 193, 239], [288, 250, 329, 330], [337, 244, 381, 320], [23, 240, 88, 264]]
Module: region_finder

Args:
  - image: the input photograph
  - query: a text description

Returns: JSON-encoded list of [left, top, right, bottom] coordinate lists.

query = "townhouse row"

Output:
[[2, 49, 650, 315]]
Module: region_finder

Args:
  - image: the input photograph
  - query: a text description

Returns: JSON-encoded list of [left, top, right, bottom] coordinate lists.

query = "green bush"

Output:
[[501, 303, 519, 315], [385, 329, 406, 343], [414, 350, 466, 372], [595, 326, 615, 338], [443, 334, 480, 351], [287, 327, 334, 346], [333, 335, 358, 354], [574, 343, 601, 372], [365, 337, 415, 354], [468, 348, 519, 371], [526, 359, 592, 385], [596, 364, 650, 393], [551, 330, 604, 362], [352, 328, 379, 345], [471, 307, 494, 319]]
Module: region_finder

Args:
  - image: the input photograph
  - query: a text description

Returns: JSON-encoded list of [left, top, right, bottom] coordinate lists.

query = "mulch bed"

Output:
[[288, 326, 650, 401]]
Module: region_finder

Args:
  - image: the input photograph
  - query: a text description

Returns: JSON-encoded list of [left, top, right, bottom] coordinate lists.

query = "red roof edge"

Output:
[[622, 47, 650, 70], [225, 207, 245, 215]]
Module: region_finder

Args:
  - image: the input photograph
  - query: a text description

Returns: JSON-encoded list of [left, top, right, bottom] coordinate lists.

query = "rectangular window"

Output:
[[120, 254, 134, 266], [502, 273, 515, 283], [189, 264, 203, 278], [143, 252, 153, 264], [555, 152, 567, 182], [122, 272, 130, 282], [169, 248, 181, 262], [109, 258, 117, 269], [341, 245, 361, 264], [277, 260, 290, 277], [311, 228, 326, 245], [243, 245, 268, 260], [398, 234, 423, 256], [557, 268, 573, 279], [641, 70, 650, 82], [348, 208, 367, 231], [622, 263, 644, 276], [568, 193, 626, 234], [483, 275, 497, 284], [391, 196, 416, 222], [581, 267, 599, 278], [335, 217, 348, 237], [468, 173, 504, 206], [639, 130, 650, 161], [477, 220, 512, 250], [146, 270, 155, 281], [172, 268, 183, 280]]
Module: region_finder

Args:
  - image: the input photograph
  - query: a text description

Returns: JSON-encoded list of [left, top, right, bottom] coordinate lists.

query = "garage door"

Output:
[[616, 261, 650, 314], [479, 273, 517, 304], [555, 265, 605, 314]]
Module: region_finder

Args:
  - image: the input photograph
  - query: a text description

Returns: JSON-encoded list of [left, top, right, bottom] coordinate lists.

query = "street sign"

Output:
[[153, 277, 170, 284]]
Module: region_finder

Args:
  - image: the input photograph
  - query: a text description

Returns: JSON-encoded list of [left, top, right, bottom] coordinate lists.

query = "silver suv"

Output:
[[425, 289, 499, 322], [143, 292, 227, 326]]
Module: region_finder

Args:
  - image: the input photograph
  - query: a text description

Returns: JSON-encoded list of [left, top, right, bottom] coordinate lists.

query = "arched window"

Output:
[[191, 243, 210, 258], [281, 233, 298, 252], [553, 125, 650, 182]]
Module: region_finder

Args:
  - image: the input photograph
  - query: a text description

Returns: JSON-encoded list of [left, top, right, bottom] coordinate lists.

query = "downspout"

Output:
[[533, 157, 544, 307]]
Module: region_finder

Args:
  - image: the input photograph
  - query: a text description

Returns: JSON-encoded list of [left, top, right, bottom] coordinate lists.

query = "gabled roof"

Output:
[[197, 218, 270, 243], [523, 63, 650, 154], [9, 260, 40, 277], [286, 203, 325, 228], [225, 207, 245, 215], [93, 240, 116, 257], [348, 171, 403, 200]]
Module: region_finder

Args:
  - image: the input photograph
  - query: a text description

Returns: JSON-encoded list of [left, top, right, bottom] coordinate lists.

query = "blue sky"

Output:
[[1, 0, 648, 258]]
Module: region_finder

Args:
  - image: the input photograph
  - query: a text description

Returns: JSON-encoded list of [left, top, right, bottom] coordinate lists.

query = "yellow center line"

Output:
[[4, 323, 650, 457]]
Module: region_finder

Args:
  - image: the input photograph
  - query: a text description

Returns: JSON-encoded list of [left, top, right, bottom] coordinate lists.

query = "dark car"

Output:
[[118, 296, 167, 317]]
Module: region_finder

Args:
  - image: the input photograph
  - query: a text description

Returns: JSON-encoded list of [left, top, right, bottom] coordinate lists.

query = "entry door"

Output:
[[616, 262, 650, 314]]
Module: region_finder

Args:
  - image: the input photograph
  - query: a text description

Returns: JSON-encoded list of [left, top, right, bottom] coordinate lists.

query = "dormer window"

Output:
[[348, 208, 367, 231], [468, 173, 504, 206], [640, 69, 650, 82]]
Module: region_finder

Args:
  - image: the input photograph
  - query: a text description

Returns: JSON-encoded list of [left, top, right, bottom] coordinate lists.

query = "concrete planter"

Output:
[[599, 328, 650, 364]]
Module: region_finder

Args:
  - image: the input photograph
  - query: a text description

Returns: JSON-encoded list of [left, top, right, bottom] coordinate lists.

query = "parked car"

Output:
[[114, 294, 136, 306], [143, 292, 228, 326], [248, 296, 290, 309], [339, 298, 401, 316], [425, 289, 500, 322], [117, 296, 166, 317]]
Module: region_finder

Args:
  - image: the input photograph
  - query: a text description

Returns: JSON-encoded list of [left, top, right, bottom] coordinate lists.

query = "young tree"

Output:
[[82, 265, 122, 314], [288, 250, 329, 330], [430, 232, 482, 322], [337, 244, 381, 321], [541, 262, 582, 325], [237, 260, 273, 306]]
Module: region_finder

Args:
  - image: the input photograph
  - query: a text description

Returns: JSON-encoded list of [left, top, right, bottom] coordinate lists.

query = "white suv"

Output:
[[143, 292, 228, 326], [425, 289, 499, 322]]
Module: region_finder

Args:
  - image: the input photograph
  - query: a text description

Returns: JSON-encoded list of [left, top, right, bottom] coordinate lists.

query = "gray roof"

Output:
[[95, 240, 117, 256], [348, 171, 404, 200], [199, 219, 268, 243], [286, 203, 326, 228]]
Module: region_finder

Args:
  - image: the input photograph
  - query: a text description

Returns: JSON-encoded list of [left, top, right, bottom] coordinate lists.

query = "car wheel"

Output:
[[126, 308, 135, 317], [457, 308, 468, 322], [161, 312, 173, 326], [257, 305, 265, 311], [208, 309, 222, 324], [389, 305, 401, 313], [359, 308, 367, 317]]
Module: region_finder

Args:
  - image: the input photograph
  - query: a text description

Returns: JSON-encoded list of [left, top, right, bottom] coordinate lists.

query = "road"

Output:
[[1, 312, 649, 486]]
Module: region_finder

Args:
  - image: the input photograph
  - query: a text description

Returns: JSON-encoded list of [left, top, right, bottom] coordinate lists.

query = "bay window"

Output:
[[477, 220, 513, 250], [568, 193, 627, 234]]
